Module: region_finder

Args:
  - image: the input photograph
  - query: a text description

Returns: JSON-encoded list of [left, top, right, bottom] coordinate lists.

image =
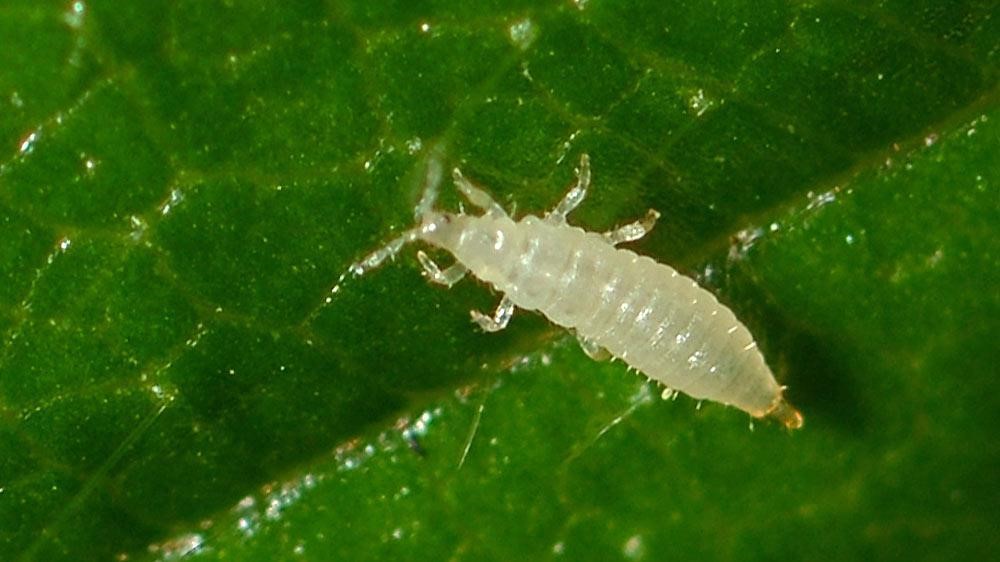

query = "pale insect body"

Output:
[[350, 155, 803, 429]]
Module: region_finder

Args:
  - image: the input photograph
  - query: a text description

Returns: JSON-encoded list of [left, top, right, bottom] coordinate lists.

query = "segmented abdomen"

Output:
[[456, 215, 781, 417]]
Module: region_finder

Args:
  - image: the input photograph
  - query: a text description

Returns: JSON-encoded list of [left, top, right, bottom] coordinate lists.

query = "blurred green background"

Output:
[[0, 1, 997, 560]]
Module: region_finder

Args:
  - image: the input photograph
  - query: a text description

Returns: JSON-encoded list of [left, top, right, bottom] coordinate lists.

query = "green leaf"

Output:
[[0, 1, 996, 561]]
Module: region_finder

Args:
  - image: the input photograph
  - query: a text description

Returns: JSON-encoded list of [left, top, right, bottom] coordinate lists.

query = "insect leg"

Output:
[[417, 250, 468, 287], [603, 209, 660, 245], [349, 228, 421, 276], [452, 168, 508, 217], [470, 296, 515, 332], [576, 334, 611, 361], [546, 154, 591, 224]]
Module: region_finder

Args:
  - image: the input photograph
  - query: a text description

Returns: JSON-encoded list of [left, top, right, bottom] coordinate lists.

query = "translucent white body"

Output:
[[351, 155, 802, 428]]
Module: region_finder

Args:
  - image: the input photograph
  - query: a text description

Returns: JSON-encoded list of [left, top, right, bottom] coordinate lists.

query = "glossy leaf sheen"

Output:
[[0, 1, 997, 561]]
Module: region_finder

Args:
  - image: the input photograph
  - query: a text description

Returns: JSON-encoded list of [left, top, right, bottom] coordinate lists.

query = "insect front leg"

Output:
[[546, 153, 591, 224], [417, 250, 468, 287], [452, 168, 508, 218], [603, 209, 660, 245], [470, 296, 515, 332]]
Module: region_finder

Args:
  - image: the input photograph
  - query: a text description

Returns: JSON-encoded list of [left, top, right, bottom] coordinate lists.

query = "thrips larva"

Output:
[[350, 154, 803, 429]]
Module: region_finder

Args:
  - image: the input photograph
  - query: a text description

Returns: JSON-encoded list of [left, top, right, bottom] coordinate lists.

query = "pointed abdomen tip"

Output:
[[766, 398, 804, 430]]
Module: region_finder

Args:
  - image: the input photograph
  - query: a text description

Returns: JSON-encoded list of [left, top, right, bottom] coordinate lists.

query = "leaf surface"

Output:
[[0, 1, 996, 560]]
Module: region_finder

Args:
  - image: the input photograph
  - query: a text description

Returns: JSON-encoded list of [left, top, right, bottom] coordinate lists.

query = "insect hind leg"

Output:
[[546, 154, 591, 224], [471, 296, 515, 332], [604, 209, 660, 245]]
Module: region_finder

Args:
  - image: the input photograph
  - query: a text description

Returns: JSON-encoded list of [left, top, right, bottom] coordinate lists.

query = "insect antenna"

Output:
[[348, 228, 422, 276], [415, 147, 444, 221], [350, 150, 446, 277]]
